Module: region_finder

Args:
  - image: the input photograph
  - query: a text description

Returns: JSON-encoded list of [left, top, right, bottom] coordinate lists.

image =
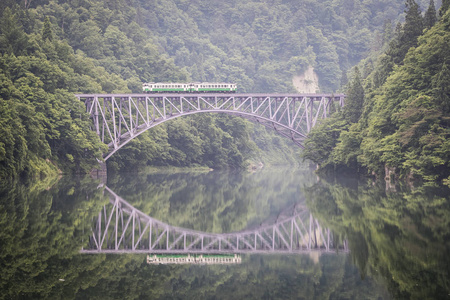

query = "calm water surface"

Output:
[[0, 167, 449, 299]]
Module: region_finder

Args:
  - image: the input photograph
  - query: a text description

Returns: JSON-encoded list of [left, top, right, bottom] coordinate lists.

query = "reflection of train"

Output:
[[143, 82, 237, 93], [147, 254, 241, 264]]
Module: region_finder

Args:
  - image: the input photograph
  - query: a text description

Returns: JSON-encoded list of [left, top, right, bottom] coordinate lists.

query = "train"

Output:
[[143, 82, 237, 93]]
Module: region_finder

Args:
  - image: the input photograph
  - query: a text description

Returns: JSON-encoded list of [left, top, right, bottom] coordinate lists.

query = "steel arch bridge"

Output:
[[76, 93, 345, 160], [81, 186, 348, 255]]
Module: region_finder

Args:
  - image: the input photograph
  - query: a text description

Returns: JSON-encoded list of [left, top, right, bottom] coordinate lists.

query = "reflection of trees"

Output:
[[105, 168, 314, 233], [305, 178, 450, 299], [0, 177, 108, 299], [0, 170, 390, 299]]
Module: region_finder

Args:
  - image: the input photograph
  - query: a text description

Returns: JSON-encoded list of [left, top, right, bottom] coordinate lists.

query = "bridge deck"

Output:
[[76, 93, 346, 98]]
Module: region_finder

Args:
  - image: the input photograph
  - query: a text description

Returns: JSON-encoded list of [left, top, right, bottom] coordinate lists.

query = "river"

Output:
[[0, 166, 448, 299]]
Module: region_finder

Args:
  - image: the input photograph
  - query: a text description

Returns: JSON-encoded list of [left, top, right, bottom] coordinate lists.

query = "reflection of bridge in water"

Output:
[[81, 186, 348, 255]]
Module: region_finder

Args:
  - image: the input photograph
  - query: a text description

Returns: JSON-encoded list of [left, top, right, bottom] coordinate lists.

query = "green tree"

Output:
[[42, 16, 52, 41], [439, 0, 450, 17], [301, 115, 348, 168], [344, 67, 364, 123], [398, 0, 423, 60], [432, 62, 450, 113], [424, 0, 437, 29], [0, 8, 28, 55]]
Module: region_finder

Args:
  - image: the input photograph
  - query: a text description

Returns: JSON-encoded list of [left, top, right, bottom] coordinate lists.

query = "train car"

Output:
[[191, 82, 237, 93], [143, 83, 190, 93], [143, 82, 237, 93]]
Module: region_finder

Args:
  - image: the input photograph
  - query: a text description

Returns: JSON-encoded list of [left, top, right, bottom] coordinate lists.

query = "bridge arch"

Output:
[[76, 93, 345, 160]]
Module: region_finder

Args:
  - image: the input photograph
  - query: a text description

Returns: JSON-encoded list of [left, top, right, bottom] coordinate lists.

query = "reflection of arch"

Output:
[[81, 186, 348, 254], [76, 93, 345, 160]]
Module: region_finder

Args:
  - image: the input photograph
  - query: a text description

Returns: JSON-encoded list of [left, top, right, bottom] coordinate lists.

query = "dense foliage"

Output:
[[303, 2, 450, 185], [1, 0, 437, 179]]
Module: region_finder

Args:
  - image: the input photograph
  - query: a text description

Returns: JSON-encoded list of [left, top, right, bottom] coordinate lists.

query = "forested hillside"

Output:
[[0, 0, 424, 179], [302, 1, 450, 186], [138, 0, 432, 93]]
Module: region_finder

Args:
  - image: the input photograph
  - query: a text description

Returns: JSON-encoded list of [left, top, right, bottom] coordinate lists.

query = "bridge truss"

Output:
[[81, 186, 348, 255], [76, 93, 345, 160]]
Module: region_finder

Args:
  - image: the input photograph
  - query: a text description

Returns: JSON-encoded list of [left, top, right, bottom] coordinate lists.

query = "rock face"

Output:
[[292, 66, 320, 93]]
